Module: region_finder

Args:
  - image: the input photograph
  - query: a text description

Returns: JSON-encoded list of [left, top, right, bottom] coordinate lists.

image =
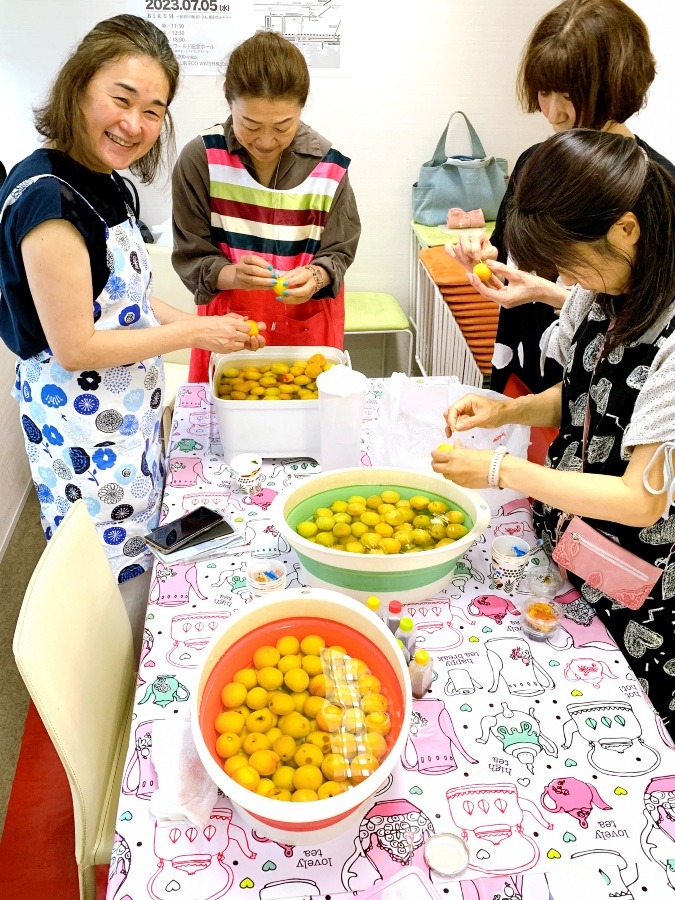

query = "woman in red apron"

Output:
[[172, 30, 361, 383]]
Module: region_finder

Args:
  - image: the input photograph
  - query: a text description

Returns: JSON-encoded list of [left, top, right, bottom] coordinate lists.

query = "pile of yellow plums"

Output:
[[214, 633, 394, 802], [294, 489, 470, 554], [216, 353, 333, 401]]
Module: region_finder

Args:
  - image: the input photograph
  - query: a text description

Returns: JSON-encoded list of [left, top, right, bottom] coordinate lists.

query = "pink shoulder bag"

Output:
[[552, 514, 662, 610]]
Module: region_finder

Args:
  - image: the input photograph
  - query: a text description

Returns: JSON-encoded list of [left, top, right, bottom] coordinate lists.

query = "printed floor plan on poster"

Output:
[[255, 1, 342, 68]]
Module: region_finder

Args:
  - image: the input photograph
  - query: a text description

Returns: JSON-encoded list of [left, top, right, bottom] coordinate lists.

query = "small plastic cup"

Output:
[[490, 536, 531, 590], [521, 597, 562, 641], [525, 564, 563, 600], [231, 453, 263, 495], [423, 832, 470, 876], [247, 560, 287, 598]]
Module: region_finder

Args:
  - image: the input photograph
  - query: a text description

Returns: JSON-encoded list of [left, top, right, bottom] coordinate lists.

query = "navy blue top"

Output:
[[0, 149, 133, 359]]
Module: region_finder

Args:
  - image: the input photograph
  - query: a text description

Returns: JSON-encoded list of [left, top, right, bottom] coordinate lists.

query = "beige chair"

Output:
[[13, 500, 136, 900]]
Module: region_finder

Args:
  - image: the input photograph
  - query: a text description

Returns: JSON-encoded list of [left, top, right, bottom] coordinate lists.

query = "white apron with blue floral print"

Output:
[[9, 175, 164, 581]]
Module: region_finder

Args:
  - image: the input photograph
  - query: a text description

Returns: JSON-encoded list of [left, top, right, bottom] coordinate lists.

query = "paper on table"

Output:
[[149, 707, 218, 828], [146, 528, 245, 565]]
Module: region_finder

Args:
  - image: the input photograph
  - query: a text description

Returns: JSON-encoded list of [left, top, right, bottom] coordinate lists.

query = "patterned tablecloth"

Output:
[[107, 379, 675, 900]]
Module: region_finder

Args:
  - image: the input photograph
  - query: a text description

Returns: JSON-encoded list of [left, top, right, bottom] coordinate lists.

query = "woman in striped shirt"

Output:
[[172, 30, 361, 382]]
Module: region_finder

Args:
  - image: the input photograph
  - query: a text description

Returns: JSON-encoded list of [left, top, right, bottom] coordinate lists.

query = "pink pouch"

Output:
[[446, 207, 486, 229], [552, 516, 662, 610]]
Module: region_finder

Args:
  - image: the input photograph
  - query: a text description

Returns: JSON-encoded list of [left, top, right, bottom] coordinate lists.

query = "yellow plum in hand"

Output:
[[272, 277, 286, 296], [473, 262, 492, 284], [436, 443, 454, 452], [245, 319, 260, 336]]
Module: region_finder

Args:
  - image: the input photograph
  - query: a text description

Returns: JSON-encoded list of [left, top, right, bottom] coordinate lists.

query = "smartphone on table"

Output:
[[144, 506, 234, 554]]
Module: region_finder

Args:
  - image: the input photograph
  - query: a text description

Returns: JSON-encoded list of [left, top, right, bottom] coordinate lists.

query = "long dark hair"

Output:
[[34, 15, 179, 183], [505, 130, 675, 352]]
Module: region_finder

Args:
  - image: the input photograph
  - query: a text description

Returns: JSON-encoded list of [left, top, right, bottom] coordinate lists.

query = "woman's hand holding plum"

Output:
[[232, 254, 278, 291], [431, 444, 494, 488], [197, 313, 266, 354], [466, 261, 567, 310], [277, 265, 317, 304], [443, 393, 507, 437], [445, 234, 498, 269]]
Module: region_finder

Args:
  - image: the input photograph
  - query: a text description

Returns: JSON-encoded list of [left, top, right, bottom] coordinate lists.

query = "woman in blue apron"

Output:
[[0, 16, 263, 642]]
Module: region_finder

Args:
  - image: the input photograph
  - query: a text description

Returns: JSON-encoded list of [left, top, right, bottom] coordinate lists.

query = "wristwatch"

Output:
[[487, 446, 508, 489]]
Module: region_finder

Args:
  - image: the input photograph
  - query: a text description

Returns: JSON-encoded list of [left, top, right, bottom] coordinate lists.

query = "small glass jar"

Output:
[[521, 597, 562, 641], [525, 564, 563, 600]]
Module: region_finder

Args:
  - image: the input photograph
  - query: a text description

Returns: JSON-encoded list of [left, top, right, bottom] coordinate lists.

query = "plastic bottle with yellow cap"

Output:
[[409, 649, 433, 698]]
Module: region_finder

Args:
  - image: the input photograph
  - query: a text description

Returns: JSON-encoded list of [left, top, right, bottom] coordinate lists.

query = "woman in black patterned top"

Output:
[[433, 130, 675, 737]]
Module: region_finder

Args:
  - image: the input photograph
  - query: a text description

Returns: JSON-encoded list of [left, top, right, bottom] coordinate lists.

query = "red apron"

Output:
[[190, 126, 350, 383], [189, 285, 345, 384]]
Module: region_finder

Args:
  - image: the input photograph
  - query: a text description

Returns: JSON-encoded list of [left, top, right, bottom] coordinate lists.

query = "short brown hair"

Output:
[[517, 0, 655, 129], [34, 15, 179, 183], [224, 31, 310, 107]]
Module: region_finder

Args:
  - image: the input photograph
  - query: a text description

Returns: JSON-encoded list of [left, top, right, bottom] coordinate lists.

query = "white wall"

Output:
[[0, 0, 673, 553], [0, 345, 32, 557], [2, 1, 671, 293]]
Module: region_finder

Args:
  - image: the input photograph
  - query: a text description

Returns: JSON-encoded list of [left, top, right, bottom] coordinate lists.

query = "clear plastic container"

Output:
[[525, 564, 563, 600], [246, 560, 287, 598], [521, 597, 562, 641], [317, 365, 368, 471]]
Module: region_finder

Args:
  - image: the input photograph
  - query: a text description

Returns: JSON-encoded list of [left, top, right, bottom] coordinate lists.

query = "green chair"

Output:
[[344, 292, 413, 376]]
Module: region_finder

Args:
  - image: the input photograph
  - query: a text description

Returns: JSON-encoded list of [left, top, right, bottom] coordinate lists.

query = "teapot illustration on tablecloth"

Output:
[[138, 675, 189, 708], [562, 699, 660, 776]]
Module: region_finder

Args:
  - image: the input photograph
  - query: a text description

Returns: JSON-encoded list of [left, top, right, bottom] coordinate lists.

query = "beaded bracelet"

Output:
[[487, 446, 508, 489]]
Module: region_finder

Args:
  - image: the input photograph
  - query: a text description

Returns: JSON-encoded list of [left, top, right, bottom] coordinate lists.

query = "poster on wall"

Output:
[[127, 0, 345, 77]]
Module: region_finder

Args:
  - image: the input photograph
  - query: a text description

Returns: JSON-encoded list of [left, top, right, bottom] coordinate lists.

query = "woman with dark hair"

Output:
[[447, 0, 674, 394], [172, 30, 361, 382], [432, 129, 675, 735], [0, 15, 263, 645]]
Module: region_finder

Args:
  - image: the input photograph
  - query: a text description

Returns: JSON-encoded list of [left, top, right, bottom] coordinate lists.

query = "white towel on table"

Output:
[[149, 707, 218, 828]]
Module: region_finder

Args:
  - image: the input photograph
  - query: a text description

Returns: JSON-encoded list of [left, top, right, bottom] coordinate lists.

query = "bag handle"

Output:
[[430, 111, 488, 165]]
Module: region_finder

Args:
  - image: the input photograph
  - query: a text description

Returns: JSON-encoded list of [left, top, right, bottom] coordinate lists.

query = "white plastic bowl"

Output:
[[191, 588, 412, 844], [270, 467, 491, 605]]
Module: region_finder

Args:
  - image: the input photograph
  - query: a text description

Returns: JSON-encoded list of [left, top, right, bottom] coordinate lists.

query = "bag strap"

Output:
[[581, 338, 607, 472], [430, 111, 488, 164], [555, 340, 604, 536]]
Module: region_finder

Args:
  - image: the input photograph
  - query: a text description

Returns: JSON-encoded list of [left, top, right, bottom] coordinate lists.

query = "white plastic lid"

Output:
[[316, 364, 368, 397], [230, 453, 263, 476], [423, 832, 470, 876]]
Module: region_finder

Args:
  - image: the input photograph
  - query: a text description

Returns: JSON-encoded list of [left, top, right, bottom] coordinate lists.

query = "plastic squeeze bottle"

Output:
[[385, 600, 403, 634], [397, 638, 410, 664], [366, 595, 381, 617], [395, 616, 416, 654], [409, 649, 433, 699]]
